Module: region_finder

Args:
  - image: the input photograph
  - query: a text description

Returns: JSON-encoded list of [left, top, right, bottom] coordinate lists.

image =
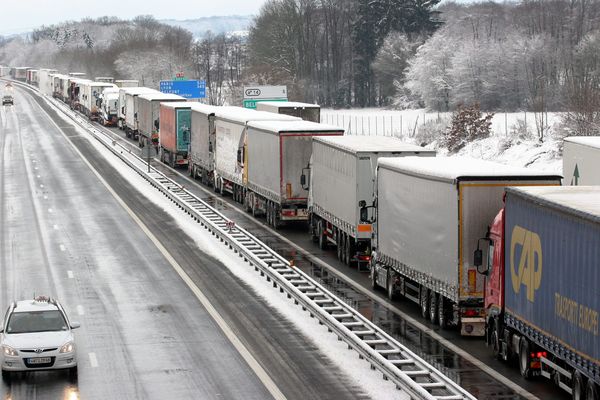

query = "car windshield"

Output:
[[6, 310, 68, 334]]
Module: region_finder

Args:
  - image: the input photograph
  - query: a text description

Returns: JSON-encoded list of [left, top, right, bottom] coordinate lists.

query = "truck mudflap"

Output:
[[461, 317, 485, 336], [281, 208, 309, 221]]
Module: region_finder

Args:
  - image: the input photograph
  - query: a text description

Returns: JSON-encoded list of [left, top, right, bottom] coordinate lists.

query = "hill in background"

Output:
[[160, 15, 253, 39]]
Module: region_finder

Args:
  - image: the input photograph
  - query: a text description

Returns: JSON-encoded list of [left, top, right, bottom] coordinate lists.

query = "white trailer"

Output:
[[81, 82, 117, 119], [14, 67, 29, 81], [115, 80, 139, 88], [119, 87, 158, 135], [563, 136, 600, 185], [26, 69, 39, 86], [136, 92, 186, 145], [0, 66, 11, 77], [256, 101, 321, 122], [371, 156, 561, 335], [38, 69, 57, 96], [68, 72, 86, 78], [99, 87, 120, 126], [213, 107, 299, 201], [188, 103, 225, 186], [69, 78, 92, 109], [309, 136, 435, 268], [95, 77, 114, 83], [245, 120, 343, 228]]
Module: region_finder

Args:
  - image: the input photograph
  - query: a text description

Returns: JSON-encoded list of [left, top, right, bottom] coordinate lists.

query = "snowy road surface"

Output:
[[0, 86, 373, 399]]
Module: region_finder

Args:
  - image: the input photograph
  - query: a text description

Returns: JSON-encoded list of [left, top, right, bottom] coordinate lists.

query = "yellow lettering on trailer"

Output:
[[510, 226, 542, 302]]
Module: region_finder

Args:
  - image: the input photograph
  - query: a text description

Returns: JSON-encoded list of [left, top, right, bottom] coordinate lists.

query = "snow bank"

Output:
[[322, 108, 564, 174]]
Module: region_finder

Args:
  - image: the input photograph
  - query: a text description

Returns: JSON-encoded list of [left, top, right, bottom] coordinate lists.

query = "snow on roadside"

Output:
[[50, 103, 408, 399], [322, 108, 564, 174]]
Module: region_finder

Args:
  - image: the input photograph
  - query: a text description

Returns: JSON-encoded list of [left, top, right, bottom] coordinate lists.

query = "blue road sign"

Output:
[[159, 80, 206, 99]]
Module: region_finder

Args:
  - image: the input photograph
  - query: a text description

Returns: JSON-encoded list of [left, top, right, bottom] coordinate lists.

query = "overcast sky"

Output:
[[0, 0, 268, 35]]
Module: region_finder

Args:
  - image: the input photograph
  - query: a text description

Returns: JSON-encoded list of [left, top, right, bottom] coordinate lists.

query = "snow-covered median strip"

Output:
[[49, 101, 406, 399]]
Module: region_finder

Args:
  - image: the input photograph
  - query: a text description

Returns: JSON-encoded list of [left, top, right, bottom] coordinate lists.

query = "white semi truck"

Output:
[[370, 157, 561, 335], [308, 136, 435, 269]]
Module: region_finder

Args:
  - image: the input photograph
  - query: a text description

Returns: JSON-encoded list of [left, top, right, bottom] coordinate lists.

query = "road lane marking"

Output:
[[88, 352, 98, 368], [48, 208, 53, 213], [67, 270, 74, 279], [37, 175, 40, 179], [59, 244, 66, 252], [53, 224, 58, 230], [40, 184, 44, 188], [77, 305, 84, 316], [46, 107, 287, 400], [43, 195, 48, 200]]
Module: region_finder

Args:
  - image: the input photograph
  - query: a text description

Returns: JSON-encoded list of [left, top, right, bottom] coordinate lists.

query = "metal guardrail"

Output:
[[17, 80, 476, 400]]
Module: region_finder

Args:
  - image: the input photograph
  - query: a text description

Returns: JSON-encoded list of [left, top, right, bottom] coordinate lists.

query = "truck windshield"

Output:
[[6, 310, 68, 334]]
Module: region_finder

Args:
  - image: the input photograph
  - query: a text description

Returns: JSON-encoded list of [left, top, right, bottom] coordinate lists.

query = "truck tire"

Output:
[[387, 271, 396, 301], [345, 235, 354, 267], [519, 338, 532, 379], [586, 380, 598, 400], [309, 217, 318, 243], [371, 267, 378, 289], [490, 321, 501, 359], [336, 231, 342, 261], [429, 291, 439, 324], [272, 205, 280, 230], [438, 295, 447, 328], [573, 372, 585, 400], [318, 221, 327, 250], [420, 287, 430, 319]]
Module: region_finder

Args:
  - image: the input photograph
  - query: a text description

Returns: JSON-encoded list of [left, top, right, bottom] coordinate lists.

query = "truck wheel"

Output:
[[519, 338, 532, 379], [272, 205, 280, 230], [420, 287, 430, 319], [266, 202, 271, 225], [429, 292, 439, 324], [345, 236, 354, 267], [491, 322, 501, 359], [438, 295, 447, 328], [586, 380, 598, 400], [573, 372, 585, 400], [309, 217, 318, 243], [318, 221, 327, 250], [371, 267, 378, 289], [336, 232, 342, 261], [387, 271, 395, 300]]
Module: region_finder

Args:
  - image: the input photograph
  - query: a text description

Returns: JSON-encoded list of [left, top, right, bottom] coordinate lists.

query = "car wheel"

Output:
[[69, 366, 78, 382], [1, 370, 10, 382], [519, 338, 532, 379]]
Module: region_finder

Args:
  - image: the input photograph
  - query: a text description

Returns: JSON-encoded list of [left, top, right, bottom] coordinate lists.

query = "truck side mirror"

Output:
[[474, 249, 483, 267], [474, 238, 491, 275], [237, 149, 242, 163], [301, 167, 310, 190], [360, 207, 368, 223]]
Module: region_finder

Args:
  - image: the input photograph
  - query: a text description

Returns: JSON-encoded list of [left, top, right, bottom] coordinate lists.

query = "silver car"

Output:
[[0, 297, 80, 380]]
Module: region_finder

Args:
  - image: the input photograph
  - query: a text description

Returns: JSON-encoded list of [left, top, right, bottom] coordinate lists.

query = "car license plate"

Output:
[[28, 357, 51, 364]]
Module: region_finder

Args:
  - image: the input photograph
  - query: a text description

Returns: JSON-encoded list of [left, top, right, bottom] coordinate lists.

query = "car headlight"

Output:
[[2, 345, 18, 357], [59, 342, 74, 354]]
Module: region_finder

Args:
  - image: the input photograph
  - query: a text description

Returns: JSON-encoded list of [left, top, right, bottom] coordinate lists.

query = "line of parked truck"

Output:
[[4, 63, 600, 399]]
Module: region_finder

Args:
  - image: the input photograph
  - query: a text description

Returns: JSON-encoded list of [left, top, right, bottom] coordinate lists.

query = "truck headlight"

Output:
[[2, 345, 18, 357], [59, 342, 74, 353]]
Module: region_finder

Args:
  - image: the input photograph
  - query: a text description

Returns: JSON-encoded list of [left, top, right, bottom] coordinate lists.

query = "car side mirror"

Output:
[[70, 322, 81, 329], [300, 167, 310, 190]]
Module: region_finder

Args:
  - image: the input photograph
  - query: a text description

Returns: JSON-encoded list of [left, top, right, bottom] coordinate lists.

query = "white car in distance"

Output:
[[0, 296, 80, 380]]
